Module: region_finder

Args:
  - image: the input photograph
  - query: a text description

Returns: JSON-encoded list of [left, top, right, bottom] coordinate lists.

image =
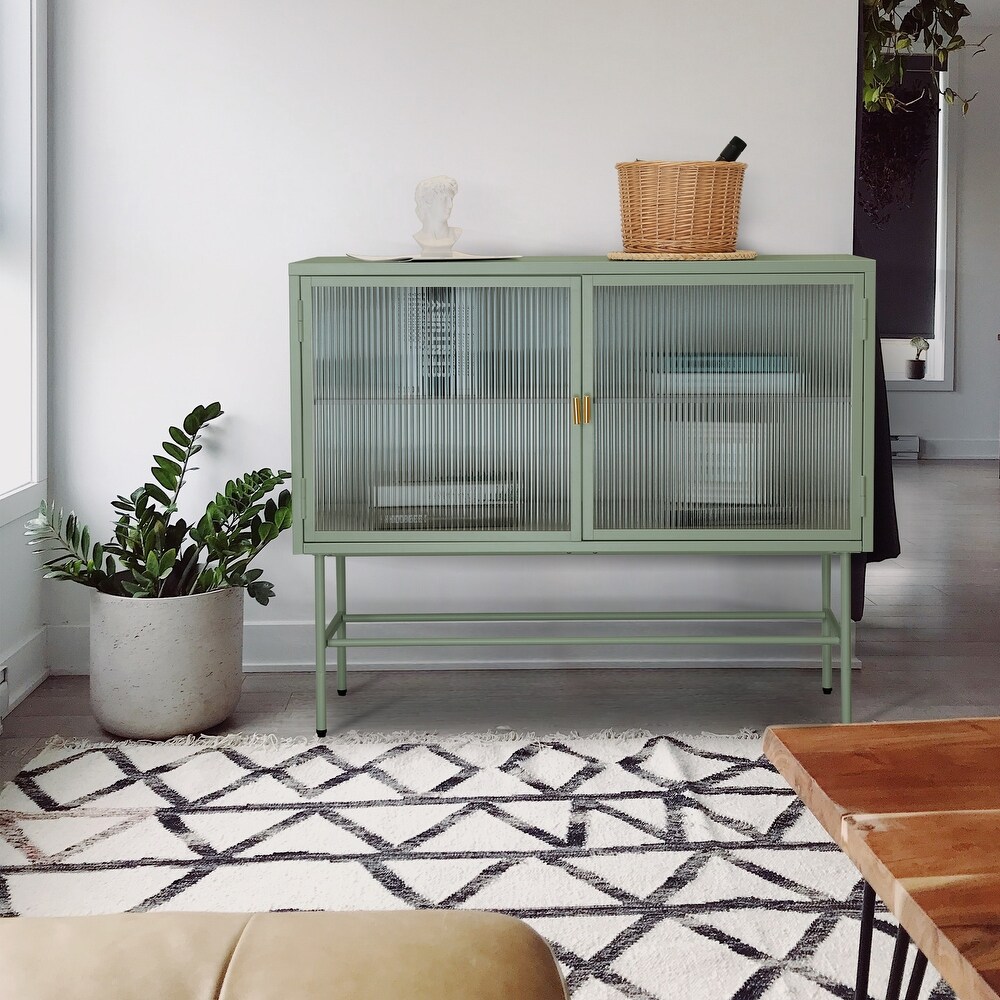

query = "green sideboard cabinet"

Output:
[[289, 255, 875, 734]]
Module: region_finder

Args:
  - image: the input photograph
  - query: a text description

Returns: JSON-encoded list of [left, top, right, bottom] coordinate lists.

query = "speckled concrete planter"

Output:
[[90, 588, 245, 739]]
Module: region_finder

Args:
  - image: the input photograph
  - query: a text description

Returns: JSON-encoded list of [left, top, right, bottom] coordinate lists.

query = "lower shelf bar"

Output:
[[326, 633, 842, 648], [346, 610, 828, 623]]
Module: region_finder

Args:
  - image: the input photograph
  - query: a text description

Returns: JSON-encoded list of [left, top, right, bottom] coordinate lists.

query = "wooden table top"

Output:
[[764, 718, 1000, 1000]]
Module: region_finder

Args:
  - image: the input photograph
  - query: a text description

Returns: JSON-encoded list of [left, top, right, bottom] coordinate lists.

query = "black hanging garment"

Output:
[[850, 335, 901, 620]]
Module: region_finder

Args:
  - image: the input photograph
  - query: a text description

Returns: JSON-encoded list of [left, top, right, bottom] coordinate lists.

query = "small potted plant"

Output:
[[907, 336, 929, 379], [25, 402, 292, 739]]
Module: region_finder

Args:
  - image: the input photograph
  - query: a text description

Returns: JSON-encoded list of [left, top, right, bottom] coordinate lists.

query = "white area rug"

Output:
[[0, 731, 950, 1000]]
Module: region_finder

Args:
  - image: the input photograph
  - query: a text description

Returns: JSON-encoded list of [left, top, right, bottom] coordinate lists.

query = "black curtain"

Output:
[[850, 340, 901, 620]]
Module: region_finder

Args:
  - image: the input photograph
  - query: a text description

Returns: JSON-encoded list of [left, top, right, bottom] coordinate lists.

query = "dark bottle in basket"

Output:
[[715, 136, 747, 162]]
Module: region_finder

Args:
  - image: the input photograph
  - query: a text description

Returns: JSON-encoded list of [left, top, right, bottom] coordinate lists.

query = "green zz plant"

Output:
[[25, 402, 293, 605]]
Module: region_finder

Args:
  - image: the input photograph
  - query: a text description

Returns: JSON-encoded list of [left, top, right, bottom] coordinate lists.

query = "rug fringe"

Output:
[[44, 727, 760, 752]]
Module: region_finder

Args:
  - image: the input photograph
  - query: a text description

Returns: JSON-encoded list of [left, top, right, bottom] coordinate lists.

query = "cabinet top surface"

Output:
[[290, 254, 874, 277]]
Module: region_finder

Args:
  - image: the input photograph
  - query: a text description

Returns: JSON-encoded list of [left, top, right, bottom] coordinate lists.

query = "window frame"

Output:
[[881, 78, 958, 391], [0, 0, 47, 527]]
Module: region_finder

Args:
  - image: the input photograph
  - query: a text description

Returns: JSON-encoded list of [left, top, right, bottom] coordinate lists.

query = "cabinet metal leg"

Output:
[[336, 555, 347, 696], [840, 552, 852, 723], [821, 554, 833, 694], [315, 555, 327, 737]]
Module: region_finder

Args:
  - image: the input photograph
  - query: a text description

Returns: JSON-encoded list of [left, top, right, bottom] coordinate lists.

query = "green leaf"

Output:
[[81, 526, 90, 559], [151, 465, 177, 491], [169, 426, 191, 447], [247, 580, 275, 606], [158, 548, 177, 577], [147, 550, 160, 578], [154, 455, 183, 476], [184, 406, 205, 437], [203, 402, 223, 420], [163, 441, 187, 463], [143, 482, 173, 506]]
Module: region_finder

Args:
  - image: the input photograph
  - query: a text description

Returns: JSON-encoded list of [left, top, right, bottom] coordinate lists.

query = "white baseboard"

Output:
[[0, 626, 49, 713], [917, 439, 1000, 459], [47, 620, 858, 674]]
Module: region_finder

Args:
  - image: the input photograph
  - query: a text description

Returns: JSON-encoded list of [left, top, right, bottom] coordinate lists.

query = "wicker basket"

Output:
[[616, 160, 747, 254]]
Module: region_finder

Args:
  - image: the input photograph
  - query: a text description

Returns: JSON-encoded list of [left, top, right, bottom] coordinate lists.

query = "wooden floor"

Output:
[[2, 460, 998, 782]]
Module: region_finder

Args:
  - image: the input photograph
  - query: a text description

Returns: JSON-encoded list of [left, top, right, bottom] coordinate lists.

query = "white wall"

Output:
[[47, 0, 860, 673], [887, 35, 1000, 458]]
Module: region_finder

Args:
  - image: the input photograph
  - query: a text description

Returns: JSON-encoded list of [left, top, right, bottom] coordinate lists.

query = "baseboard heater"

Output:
[[890, 434, 920, 460]]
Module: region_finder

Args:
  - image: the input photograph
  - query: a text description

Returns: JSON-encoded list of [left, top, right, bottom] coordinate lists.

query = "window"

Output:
[[0, 0, 46, 519], [854, 56, 954, 386]]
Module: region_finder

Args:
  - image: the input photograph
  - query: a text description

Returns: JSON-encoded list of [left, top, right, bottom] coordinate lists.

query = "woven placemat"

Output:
[[608, 250, 758, 261]]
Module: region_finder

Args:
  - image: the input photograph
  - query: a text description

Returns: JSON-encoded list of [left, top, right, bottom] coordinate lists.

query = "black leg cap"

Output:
[[822, 687, 833, 695], [316, 729, 327, 737], [337, 689, 347, 697]]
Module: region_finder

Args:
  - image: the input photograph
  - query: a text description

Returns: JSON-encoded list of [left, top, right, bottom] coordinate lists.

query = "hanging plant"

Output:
[[862, 0, 989, 114]]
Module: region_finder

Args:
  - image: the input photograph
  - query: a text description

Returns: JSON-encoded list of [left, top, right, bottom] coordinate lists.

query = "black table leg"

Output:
[[903, 951, 928, 1000], [855, 880, 933, 1000], [856, 882, 877, 1000], [886, 926, 911, 1000]]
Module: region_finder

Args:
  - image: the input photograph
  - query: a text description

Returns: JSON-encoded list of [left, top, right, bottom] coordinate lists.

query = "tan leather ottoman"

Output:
[[0, 909, 568, 999]]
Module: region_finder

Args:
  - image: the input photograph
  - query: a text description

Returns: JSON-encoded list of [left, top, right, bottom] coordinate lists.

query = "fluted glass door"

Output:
[[304, 278, 579, 540], [586, 277, 863, 539]]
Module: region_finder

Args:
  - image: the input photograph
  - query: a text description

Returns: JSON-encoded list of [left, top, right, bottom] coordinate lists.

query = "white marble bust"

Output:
[[413, 175, 461, 255]]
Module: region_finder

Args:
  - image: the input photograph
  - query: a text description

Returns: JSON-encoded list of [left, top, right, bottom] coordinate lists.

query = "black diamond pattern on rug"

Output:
[[0, 733, 954, 1000]]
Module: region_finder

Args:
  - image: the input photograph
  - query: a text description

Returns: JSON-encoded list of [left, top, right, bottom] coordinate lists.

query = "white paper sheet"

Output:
[[347, 251, 522, 262]]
